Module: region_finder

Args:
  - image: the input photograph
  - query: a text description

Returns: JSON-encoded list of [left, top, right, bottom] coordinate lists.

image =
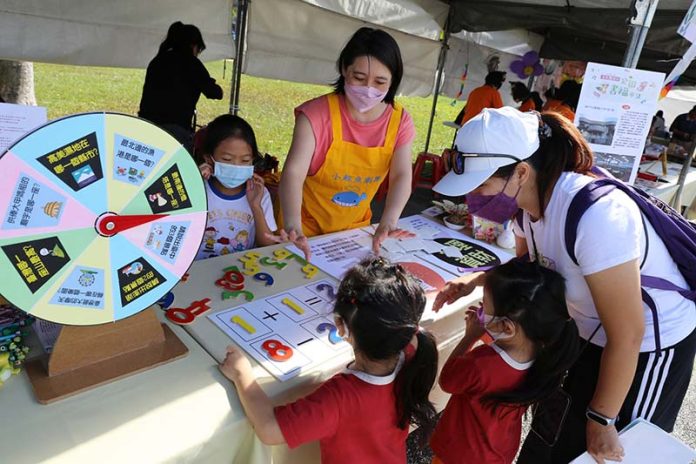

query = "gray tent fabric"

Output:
[[447, 1, 696, 82]]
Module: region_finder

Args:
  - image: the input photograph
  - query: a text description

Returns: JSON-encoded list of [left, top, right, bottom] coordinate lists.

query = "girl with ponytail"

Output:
[[219, 257, 438, 464], [430, 260, 580, 464]]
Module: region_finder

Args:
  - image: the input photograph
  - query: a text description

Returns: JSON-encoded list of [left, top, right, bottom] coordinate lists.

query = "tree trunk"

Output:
[[0, 60, 37, 105]]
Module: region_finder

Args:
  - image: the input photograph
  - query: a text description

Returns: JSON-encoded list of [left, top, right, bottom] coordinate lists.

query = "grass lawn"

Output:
[[33, 60, 461, 163]]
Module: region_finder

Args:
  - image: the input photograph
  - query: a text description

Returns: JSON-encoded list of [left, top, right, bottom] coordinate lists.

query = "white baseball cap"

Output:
[[433, 107, 540, 197]]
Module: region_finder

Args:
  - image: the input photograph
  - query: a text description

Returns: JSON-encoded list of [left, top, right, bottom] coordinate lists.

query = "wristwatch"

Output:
[[586, 407, 618, 426]]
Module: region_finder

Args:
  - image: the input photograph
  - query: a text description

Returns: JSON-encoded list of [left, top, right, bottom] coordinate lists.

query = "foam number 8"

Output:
[[253, 272, 274, 286], [261, 339, 293, 362]]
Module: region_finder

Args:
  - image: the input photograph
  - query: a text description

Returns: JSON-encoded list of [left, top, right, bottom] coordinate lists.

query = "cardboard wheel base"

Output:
[[25, 309, 188, 404]]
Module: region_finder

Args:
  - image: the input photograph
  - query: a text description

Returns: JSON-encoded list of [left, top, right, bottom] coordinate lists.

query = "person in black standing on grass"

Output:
[[139, 21, 223, 153]]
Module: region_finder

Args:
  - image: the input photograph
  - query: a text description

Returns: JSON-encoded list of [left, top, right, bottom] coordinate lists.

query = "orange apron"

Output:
[[300, 93, 402, 237]]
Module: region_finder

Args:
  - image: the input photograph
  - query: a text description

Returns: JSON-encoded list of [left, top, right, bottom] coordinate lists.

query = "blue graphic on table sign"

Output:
[[3, 172, 67, 230], [113, 134, 166, 186], [332, 191, 367, 207], [49, 266, 105, 309], [144, 220, 191, 264]]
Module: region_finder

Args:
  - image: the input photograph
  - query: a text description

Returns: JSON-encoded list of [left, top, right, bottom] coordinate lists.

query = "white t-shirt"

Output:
[[514, 172, 696, 351], [195, 179, 277, 260]]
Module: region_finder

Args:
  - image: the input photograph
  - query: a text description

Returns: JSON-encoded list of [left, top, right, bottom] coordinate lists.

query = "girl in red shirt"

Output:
[[219, 257, 439, 463], [430, 260, 581, 464]]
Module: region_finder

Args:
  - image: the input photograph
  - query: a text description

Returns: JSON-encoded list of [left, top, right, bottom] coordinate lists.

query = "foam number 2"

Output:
[[253, 272, 274, 286], [262, 339, 293, 362], [317, 322, 341, 344]]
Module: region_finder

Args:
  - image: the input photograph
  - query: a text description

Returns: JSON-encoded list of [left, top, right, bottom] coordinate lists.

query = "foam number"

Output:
[[262, 339, 293, 362], [231, 315, 256, 334], [317, 322, 341, 344], [222, 266, 245, 285], [239, 251, 262, 264], [301, 263, 319, 279], [242, 263, 261, 275], [281, 297, 304, 315], [253, 272, 274, 286], [272, 249, 293, 260], [216, 266, 245, 291], [222, 290, 255, 301], [260, 256, 288, 270], [315, 283, 336, 300], [165, 298, 212, 325], [156, 291, 175, 309]]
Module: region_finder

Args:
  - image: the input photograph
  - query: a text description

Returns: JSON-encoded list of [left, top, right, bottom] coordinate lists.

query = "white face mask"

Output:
[[213, 162, 254, 189], [480, 311, 514, 341]]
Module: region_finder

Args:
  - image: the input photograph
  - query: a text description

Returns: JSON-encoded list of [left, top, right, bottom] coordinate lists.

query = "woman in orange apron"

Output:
[[277, 27, 415, 259]]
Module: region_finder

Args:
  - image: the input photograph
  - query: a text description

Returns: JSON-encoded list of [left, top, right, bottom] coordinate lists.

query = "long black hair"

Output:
[[158, 21, 206, 56], [202, 114, 261, 166], [333, 27, 403, 105], [488, 112, 595, 218], [334, 258, 438, 438], [483, 260, 581, 406]]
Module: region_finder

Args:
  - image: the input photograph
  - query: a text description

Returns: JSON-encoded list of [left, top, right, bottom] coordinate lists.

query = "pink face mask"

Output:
[[344, 84, 387, 113]]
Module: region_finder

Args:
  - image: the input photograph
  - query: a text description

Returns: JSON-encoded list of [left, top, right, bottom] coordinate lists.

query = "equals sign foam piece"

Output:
[[282, 297, 305, 315]]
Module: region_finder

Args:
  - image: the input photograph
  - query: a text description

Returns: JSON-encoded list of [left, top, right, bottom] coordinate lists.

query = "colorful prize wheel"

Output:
[[0, 113, 207, 325]]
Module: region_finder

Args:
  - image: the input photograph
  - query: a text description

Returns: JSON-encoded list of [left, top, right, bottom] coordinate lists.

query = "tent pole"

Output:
[[229, 0, 249, 115], [621, 0, 660, 69], [424, 9, 452, 154]]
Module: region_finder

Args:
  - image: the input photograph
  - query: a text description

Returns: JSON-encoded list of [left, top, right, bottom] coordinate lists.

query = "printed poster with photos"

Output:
[[0, 113, 207, 325], [576, 62, 664, 184]]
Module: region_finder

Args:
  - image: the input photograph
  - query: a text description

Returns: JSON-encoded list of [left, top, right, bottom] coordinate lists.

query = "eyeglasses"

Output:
[[448, 150, 522, 175]]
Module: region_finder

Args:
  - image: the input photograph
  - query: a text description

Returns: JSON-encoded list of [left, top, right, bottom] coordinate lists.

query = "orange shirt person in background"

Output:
[[551, 80, 581, 122], [510, 81, 541, 113], [542, 87, 563, 112], [458, 71, 506, 125]]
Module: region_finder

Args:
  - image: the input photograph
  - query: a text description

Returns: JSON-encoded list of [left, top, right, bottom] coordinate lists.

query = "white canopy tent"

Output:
[[0, 0, 235, 67]]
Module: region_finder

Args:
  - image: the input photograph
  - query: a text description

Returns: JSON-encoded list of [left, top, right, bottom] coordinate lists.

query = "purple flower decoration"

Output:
[[510, 51, 544, 79]]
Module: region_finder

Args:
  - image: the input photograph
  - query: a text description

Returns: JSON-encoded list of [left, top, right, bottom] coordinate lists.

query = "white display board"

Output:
[[208, 279, 351, 382], [576, 63, 664, 184]]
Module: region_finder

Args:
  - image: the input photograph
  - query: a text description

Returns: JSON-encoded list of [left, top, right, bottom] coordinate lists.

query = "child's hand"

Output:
[[245, 174, 265, 208], [219, 345, 253, 384], [464, 307, 485, 339], [199, 162, 213, 180]]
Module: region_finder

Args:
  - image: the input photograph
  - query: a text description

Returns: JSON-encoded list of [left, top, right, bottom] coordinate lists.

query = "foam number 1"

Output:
[[253, 272, 274, 286], [262, 339, 293, 362], [317, 322, 341, 344], [231, 315, 256, 334]]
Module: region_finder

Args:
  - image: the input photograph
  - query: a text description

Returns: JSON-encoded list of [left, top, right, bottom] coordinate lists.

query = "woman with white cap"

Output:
[[432, 107, 696, 464]]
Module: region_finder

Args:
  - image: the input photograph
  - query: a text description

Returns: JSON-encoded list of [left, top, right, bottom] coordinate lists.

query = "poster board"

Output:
[[0, 102, 47, 154], [576, 63, 664, 184]]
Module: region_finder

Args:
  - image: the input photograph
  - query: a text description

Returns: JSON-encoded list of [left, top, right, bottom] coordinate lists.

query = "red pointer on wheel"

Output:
[[95, 213, 168, 237]]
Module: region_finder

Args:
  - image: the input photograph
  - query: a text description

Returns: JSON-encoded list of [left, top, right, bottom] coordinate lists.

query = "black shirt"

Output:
[[669, 113, 696, 141], [139, 50, 223, 130]]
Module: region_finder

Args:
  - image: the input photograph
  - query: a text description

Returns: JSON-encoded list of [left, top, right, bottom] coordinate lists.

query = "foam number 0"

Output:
[[253, 272, 274, 286], [317, 322, 341, 344], [262, 339, 293, 362]]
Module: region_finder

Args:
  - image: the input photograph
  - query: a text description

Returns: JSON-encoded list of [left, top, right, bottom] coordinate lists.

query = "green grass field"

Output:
[[33, 60, 461, 163]]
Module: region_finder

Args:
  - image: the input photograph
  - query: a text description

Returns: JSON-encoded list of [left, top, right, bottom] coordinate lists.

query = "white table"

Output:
[[638, 161, 696, 208], [3, 231, 501, 464]]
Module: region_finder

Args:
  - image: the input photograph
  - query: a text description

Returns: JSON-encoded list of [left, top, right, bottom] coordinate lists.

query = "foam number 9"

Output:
[[253, 272, 274, 286], [262, 339, 293, 362], [317, 322, 341, 344]]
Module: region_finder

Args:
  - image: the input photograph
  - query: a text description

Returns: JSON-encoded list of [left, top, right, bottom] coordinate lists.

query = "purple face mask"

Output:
[[344, 84, 387, 113], [466, 176, 521, 224]]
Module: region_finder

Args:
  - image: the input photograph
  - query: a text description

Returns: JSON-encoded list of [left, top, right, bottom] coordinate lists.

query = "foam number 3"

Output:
[[262, 339, 293, 362], [253, 272, 274, 286], [317, 322, 341, 344], [315, 283, 336, 300]]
